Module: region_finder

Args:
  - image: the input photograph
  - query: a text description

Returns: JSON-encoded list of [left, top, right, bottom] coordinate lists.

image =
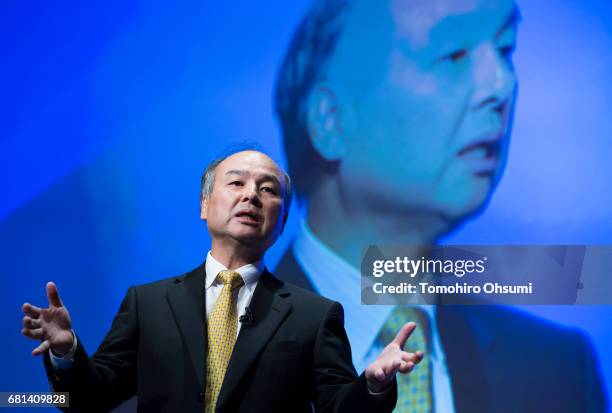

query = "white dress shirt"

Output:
[[293, 219, 456, 413]]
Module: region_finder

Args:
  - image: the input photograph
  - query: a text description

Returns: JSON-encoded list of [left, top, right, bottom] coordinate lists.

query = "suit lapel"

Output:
[[437, 306, 494, 413], [166, 263, 207, 389], [274, 248, 315, 290], [216, 270, 292, 410]]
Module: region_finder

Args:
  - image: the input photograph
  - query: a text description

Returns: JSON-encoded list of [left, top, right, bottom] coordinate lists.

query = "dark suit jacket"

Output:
[[275, 249, 609, 413], [44, 263, 397, 413]]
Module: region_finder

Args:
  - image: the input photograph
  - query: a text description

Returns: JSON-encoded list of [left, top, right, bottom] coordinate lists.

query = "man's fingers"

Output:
[[398, 361, 415, 374], [32, 340, 50, 356], [401, 350, 424, 364], [392, 322, 416, 349], [46, 282, 63, 308], [368, 328, 425, 386], [23, 316, 41, 329], [22, 327, 44, 340], [22, 303, 42, 318], [370, 354, 420, 384], [382, 358, 402, 377]]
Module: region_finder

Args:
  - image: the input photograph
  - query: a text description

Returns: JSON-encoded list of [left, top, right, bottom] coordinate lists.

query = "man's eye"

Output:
[[442, 49, 468, 63], [229, 181, 243, 186], [261, 187, 277, 195]]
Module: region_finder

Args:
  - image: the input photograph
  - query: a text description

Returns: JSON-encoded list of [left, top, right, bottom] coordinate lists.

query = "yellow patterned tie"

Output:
[[378, 307, 433, 413], [205, 270, 244, 413]]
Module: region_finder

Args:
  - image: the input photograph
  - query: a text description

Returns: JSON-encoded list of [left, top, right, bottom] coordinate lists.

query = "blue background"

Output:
[[1, 0, 611, 407]]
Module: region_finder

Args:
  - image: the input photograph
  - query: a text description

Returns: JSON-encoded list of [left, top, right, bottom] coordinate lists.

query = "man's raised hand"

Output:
[[365, 322, 424, 393], [21, 282, 74, 356]]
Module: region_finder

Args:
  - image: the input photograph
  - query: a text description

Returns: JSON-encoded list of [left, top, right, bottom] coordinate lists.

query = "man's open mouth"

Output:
[[235, 210, 261, 224], [457, 135, 503, 176], [458, 139, 501, 159]]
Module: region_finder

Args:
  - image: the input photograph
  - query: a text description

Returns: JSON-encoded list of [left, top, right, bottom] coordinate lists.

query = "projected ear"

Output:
[[306, 85, 346, 161], [200, 196, 208, 220]]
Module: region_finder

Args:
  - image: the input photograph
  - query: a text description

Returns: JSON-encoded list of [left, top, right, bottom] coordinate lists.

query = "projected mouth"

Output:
[[458, 137, 502, 176]]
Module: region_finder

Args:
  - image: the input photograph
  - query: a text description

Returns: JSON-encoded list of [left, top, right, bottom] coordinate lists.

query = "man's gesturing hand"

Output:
[[365, 322, 424, 393], [21, 282, 74, 357]]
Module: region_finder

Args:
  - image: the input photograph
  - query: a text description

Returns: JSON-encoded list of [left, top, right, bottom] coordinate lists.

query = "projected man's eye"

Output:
[[442, 49, 468, 63]]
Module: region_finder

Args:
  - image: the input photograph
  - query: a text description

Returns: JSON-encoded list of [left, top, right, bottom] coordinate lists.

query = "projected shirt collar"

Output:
[[293, 219, 441, 370]]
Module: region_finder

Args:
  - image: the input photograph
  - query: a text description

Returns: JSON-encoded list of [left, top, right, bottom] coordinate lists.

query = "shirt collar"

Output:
[[293, 219, 393, 364], [293, 218, 439, 366], [205, 251, 264, 294]]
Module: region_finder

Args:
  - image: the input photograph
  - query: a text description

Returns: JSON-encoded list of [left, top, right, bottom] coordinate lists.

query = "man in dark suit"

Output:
[[21, 149, 424, 412], [273, 0, 608, 411]]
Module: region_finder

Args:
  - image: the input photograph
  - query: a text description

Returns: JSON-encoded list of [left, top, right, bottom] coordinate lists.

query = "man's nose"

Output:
[[241, 183, 262, 206], [470, 42, 516, 112]]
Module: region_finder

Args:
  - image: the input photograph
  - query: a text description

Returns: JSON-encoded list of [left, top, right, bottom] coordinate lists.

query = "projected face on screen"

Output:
[[277, 0, 517, 229], [325, 0, 518, 220]]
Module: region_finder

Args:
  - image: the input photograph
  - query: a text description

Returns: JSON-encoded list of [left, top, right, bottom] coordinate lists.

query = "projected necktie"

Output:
[[205, 270, 244, 413], [378, 307, 433, 413]]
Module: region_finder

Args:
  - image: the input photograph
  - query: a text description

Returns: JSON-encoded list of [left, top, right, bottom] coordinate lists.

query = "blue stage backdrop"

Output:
[[1, 0, 611, 408]]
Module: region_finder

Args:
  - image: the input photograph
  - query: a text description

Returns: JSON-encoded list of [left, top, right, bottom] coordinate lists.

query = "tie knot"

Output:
[[217, 270, 244, 289], [379, 306, 431, 353]]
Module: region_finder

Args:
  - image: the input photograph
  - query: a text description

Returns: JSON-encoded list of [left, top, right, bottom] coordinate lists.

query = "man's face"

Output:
[[327, 0, 518, 222], [201, 151, 287, 251]]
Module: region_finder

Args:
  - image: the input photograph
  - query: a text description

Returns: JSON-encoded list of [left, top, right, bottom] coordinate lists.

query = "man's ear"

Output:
[[306, 85, 346, 161], [200, 196, 208, 220]]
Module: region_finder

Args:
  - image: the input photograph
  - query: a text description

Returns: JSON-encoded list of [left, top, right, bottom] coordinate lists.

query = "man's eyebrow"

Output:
[[224, 170, 281, 186], [258, 173, 282, 187], [496, 6, 522, 39]]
